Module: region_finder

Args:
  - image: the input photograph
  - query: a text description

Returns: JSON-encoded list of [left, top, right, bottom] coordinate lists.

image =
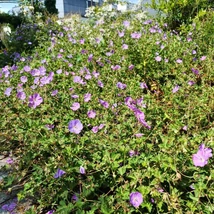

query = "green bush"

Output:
[[0, 14, 213, 213], [148, 0, 213, 30], [0, 13, 22, 28]]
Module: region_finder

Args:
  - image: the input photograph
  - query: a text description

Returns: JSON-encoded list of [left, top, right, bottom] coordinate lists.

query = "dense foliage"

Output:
[[148, 0, 214, 30], [44, 0, 58, 15], [0, 9, 213, 214]]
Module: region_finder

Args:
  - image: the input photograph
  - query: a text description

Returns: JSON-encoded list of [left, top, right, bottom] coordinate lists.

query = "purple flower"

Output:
[[92, 126, 99, 133], [85, 74, 92, 80], [140, 82, 148, 89], [192, 50, 197, 55], [92, 71, 100, 78], [134, 109, 151, 129], [135, 133, 144, 138], [20, 76, 28, 83], [191, 68, 199, 75], [73, 76, 82, 83], [17, 91, 26, 100], [188, 81, 195, 86], [51, 90, 58, 96], [72, 194, 78, 201], [71, 94, 79, 99], [70, 102, 80, 111], [116, 82, 127, 90], [87, 110, 96, 118], [99, 99, 109, 108], [123, 20, 130, 28], [24, 65, 31, 72], [2, 202, 17, 212], [192, 144, 212, 167], [118, 31, 125, 37], [98, 80, 104, 88], [31, 69, 40, 76], [45, 124, 55, 130], [39, 66, 46, 76], [98, 124, 105, 130], [56, 69, 62, 74], [84, 93, 91, 102], [54, 168, 66, 178], [46, 210, 55, 214], [182, 125, 188, 131], [172, 85, 180, 93], [155, 56, 162, 62], [200, 56, 206, 61], [80, 166, 86, 174], [28, 93, 43, 108], [131, 32, 141, 39], [129, 64, 134, 70], [68, 119, 83, 134], [88, 54, 93, 62], [130, 192, 143, 208], [4, 87, 12, 97], [129, 150, 136, 157], [176, 59, 183, 64], [6, 158, 14, 164], [80, 38, 85, 44], [190, 184, 195, 190], [111, 65, 121, 70], [129, 150, 139, 157], [122, 44, 128, 49]]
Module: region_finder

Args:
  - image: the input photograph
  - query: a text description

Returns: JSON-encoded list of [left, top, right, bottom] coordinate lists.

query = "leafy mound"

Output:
[[0, 16, 213, 213]]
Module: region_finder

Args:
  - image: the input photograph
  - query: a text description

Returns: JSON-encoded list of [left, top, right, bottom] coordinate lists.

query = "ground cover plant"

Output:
[[0, 10, 213, 213]]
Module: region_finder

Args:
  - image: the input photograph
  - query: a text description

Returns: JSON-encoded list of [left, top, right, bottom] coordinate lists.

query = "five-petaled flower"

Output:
[[28, 93, 43, 108], [130, 192, 143, 208], [192, 144, 212, 167], [68, 119, 83, 134]]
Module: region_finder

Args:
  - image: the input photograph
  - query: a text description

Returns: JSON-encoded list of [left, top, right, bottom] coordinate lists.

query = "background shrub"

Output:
[[148, 0, 213, 30]]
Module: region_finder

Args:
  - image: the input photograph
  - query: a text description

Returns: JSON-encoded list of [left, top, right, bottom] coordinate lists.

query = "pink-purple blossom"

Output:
[[123, 20, 130, 28], [131, 32, 141, 39], [28, 93, 43, 108], [92, 126, 99, 133], [80, 166, 86, 174], [20, 76, 28, 83], [111, 65, 121, 70], [54, 168, 66, 178], [17, 91, 26, 100], [200, 56, 206, 61], [155, 56, 162, 62], [122, 44, 128, 49], [116, 82, 127, 90], [118, 31, 125, 37], [6, 158, 14, 164], [176, 59, 183, 64], [84, 93, 91, 102], [129, 64, 134, 70], [140, 82, 148, 89], [192, 144, 212, 167], [68, 119, 83, 134], [70, 102, 80, 111], [4, 87, 12, 96], [172, 85, 180, 93], [130, 192, 143, 208], [87, 110, 96, 118], [99, 99, 109, 108], [98, 80, 104, 88], [51, 90, 58, 96]]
